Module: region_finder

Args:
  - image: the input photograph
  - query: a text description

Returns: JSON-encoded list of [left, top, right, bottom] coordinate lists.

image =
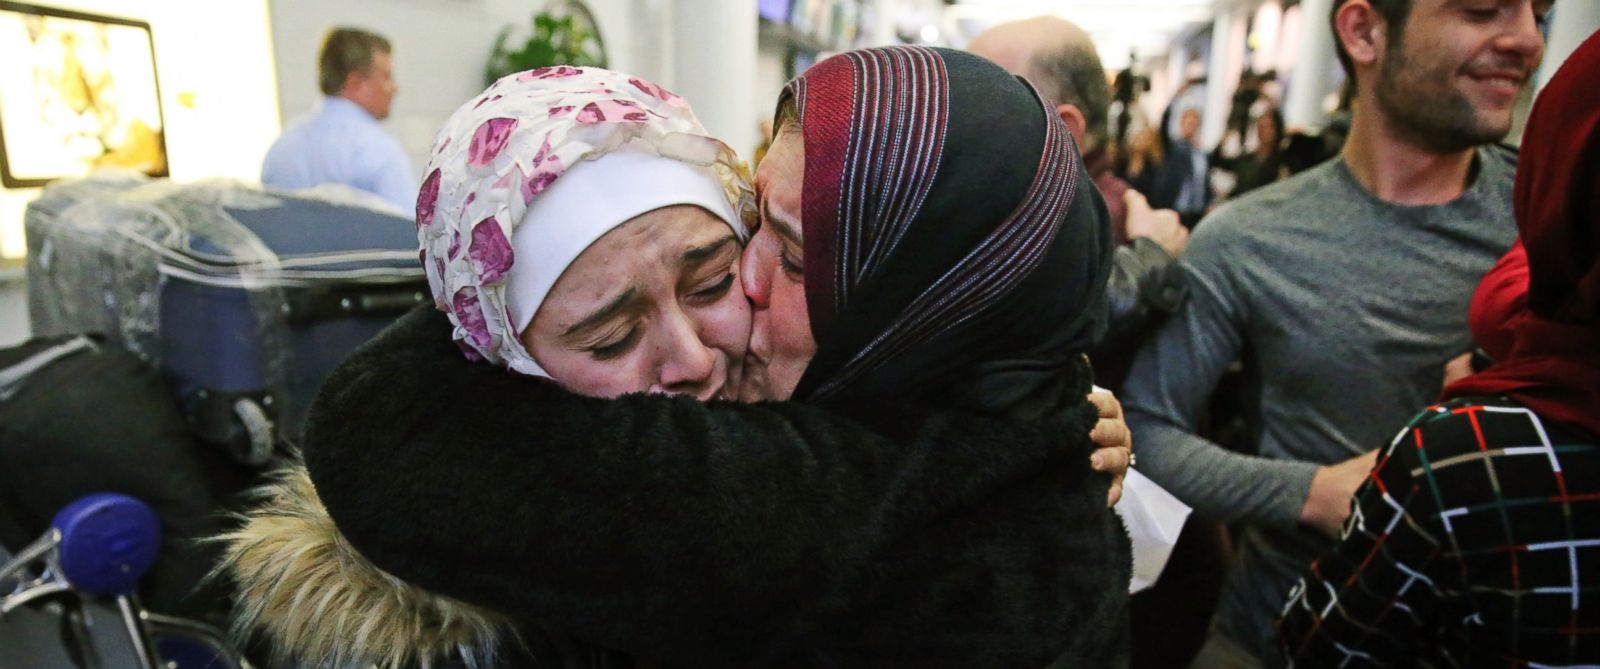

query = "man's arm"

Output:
[[259, 138, 294, 191], [1122, 222, 1320, 528], [1101, 241, 1185, 347], [361, 135, 417, 213], [1102, 191, 1189, 347]]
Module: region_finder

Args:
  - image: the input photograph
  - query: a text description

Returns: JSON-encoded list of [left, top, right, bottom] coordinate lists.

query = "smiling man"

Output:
[[1120, 0, 1550, 666]]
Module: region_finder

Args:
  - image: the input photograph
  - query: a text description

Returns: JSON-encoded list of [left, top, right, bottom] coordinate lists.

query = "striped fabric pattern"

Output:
[[788, 46, 1082, 399], [1278, 397, 1600, 668]]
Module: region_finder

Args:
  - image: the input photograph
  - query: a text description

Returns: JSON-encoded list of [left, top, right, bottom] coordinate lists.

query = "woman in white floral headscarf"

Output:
[[419, 66, 755, 397], [225, 67, 769, 669]]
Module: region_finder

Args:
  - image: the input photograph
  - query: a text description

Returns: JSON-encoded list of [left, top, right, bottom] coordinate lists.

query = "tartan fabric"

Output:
[[1278, 396, 1600, 667]]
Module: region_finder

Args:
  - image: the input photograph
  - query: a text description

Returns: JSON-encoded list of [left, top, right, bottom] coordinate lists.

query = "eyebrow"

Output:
[[758, 192, 803, 248], [680, 234, 738, 264], [562, 287, 638, 338]]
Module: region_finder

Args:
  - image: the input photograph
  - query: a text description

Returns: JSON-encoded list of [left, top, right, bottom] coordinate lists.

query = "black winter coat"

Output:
[[297, 306, 1132, 667]]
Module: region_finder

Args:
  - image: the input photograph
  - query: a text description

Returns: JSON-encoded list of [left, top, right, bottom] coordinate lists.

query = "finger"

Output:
[[1107, 479, 1124, 508], [1091, 416, 1132, 452], [1086, 389, 1125, 420], [1090, 442, 1131, 475]]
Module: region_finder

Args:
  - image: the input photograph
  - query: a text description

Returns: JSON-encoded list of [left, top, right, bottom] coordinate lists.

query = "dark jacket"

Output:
[[1098, 238, 1188, 389], [226, 306, 1131, 668], [1085, 149, 1188, 390], [1213, 150, 1286, 200]]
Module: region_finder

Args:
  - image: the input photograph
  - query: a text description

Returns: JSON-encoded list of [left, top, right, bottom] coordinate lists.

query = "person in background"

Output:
[[1168, 107, 1211, 228], [1122, 0, 1549, 666], [1216, 107, 1287, 200], [1124, 126, 1169, 196], [1279, 28, 1600, 666], [261, 27, 413, 212], [969, 20, 1228, 668], [1134, 89, 1212, 230], [967, 16, 1189, 390]]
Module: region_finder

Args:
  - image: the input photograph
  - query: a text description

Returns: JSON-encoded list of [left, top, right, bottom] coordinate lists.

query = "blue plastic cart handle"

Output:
[[50, 493, 161, 596]]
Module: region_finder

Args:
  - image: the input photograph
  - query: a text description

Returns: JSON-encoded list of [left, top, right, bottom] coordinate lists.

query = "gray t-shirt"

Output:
[[1122, 146, 1518, 664]]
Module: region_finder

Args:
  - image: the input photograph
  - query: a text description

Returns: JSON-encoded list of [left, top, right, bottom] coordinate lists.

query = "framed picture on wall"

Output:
[[0, 1, 168, 188]]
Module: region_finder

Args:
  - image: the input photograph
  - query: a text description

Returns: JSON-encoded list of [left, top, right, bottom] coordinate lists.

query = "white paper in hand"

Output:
[[1112, 469, 1191, 593]]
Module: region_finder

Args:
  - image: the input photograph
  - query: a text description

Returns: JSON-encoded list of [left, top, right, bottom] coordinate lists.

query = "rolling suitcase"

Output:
[[26, 174, 427, 464]]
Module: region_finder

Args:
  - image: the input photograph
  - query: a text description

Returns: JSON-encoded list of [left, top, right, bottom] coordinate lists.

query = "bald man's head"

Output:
[[969, 16, 1110, 151]]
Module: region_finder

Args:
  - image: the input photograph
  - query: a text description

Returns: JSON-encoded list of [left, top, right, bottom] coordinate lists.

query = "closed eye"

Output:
[[689, 272, 736, 304], [780, 248, 803, 276], [584, 324, 641, 360]]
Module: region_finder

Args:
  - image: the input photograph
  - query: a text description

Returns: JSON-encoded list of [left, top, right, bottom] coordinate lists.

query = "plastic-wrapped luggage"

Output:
[[25, 173, 427, 463]]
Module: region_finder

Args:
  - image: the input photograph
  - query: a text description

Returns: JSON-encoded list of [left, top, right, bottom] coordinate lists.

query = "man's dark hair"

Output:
[[1032, 41, 1112, 149], [318, 28, 391, 96], [1331, 0, 1413, 86]]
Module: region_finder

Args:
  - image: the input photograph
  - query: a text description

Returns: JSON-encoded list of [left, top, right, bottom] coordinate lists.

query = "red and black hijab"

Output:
[[781, 47, 1113, 414]]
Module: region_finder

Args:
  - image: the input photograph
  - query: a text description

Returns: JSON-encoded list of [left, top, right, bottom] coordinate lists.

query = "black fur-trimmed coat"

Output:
[[224, 306, 1131, 668]]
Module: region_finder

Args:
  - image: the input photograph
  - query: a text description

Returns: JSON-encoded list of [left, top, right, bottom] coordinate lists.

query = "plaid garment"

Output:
[[1278, 397, 1600, 668]]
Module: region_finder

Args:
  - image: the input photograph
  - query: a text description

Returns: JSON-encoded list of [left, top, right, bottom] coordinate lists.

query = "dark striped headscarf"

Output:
[[785, 47, 1113, 414]]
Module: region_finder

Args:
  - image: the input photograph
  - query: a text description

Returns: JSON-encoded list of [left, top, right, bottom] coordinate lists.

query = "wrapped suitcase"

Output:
[[25, 173, 427, 464]]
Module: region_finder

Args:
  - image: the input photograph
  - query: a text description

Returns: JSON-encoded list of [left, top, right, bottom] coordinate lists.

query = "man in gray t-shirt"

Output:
[[1122, 0, 1551, 665]]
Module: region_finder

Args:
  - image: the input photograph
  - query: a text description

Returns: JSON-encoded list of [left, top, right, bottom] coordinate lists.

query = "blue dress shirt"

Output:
[[262, 96, 416, 212]]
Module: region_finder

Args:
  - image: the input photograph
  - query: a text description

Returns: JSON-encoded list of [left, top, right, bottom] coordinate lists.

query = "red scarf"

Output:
[[1442, 31, 1600, 439]]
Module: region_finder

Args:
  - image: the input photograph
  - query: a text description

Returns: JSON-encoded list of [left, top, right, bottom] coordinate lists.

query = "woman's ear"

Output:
[[1335, 0, 1388, 72]]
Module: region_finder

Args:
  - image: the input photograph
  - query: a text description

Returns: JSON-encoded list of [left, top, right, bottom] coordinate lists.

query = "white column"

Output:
[[622, 0, 676, 89], [671, 0, 757, 160], [872, 0, 897, 46], [1537, 0, 1600, 90], [1250, 2, 1284, 74], [1200, 7, 1246, 149], [1284, 0, 1336, 131]]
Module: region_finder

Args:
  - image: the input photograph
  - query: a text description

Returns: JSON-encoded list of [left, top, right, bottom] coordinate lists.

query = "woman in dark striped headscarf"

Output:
[[741, 46, 1114, 421], [230, 49, 1130, 669]]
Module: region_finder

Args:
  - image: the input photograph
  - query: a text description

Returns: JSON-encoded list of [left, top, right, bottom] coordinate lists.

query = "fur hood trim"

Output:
[[216, 464, 516, 669]]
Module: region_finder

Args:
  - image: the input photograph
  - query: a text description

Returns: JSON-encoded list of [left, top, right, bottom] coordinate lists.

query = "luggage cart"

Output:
[[0, 493, 248, 669]]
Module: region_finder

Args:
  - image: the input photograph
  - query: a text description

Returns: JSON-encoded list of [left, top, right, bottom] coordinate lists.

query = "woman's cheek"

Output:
[[705, 286, 753, 360]]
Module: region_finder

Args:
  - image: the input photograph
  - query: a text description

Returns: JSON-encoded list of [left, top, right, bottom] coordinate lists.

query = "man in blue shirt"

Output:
[[262, 28, 414, 212]]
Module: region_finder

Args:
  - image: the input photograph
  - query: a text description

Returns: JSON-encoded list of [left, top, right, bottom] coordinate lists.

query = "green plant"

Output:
[[485, 10, 607, 86]]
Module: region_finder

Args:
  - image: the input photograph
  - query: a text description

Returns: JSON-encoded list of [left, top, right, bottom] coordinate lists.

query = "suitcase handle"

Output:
[[283, 284, 428, 325]]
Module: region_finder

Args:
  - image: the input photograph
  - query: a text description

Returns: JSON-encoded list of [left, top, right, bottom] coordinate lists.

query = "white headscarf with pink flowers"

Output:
[[416, 66, 754, 376]]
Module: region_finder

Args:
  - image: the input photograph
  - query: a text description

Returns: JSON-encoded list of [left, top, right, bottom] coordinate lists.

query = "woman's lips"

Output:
[[736, 353, 768, 401]]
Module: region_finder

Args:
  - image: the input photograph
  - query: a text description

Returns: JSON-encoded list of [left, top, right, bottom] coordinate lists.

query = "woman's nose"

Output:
[[741, 242, 770, 309], [656, 312, 718, 396]]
